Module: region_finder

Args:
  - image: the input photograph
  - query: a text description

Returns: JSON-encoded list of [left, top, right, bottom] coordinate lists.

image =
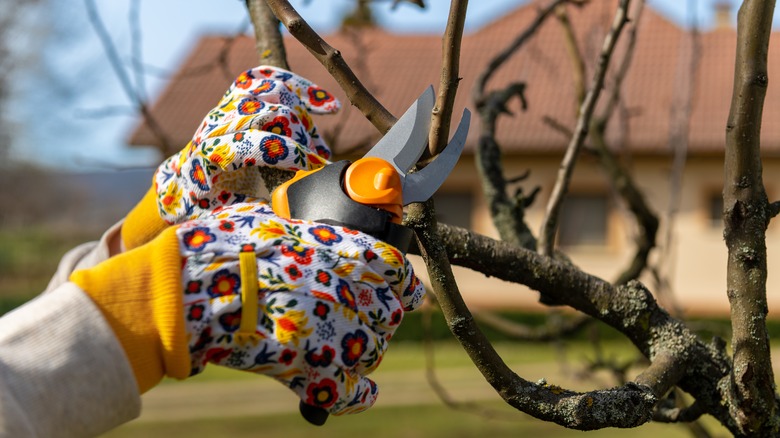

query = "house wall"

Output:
[[409, 154, 780, 318]]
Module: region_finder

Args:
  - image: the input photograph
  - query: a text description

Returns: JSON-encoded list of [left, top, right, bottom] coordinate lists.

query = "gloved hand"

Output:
[[71, 202, 424, 415], [121, 66, 340, 250]]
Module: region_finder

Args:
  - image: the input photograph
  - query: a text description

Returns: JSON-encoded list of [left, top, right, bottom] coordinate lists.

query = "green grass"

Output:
[[104, 341, 726, 438], [0, 227, 97, 304], [104, 402, 703, 438]]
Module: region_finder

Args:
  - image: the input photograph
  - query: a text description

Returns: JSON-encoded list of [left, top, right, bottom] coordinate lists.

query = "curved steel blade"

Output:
[[402, 108, 471, 204], [364, 86, 435, 174]]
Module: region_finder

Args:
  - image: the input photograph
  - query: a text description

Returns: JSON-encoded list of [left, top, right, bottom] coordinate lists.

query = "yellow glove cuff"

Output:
[[71, 226, 189, 393], [122, 186, 170, 250]]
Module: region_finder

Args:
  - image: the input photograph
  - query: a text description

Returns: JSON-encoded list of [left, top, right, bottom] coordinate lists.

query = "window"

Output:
[[558, 193, 609, 247], [433, 193, 473, 229]]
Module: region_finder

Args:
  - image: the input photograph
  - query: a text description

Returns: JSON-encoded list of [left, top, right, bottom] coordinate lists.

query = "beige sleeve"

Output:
[[45, 221, 122, 293], [0, 221, 141, 437], [0, 282, 141, 438]]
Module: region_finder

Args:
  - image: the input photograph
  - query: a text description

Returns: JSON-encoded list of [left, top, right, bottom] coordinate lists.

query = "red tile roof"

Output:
[[128, 1, 780, 157]]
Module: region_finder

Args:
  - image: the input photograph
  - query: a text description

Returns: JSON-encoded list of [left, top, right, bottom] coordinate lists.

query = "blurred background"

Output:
[[0, 0, 769, 436]]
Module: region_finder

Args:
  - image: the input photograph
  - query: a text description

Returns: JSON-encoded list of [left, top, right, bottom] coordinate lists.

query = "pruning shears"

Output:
[[272, 86, 471, 254], [270, 87, 470, 426]]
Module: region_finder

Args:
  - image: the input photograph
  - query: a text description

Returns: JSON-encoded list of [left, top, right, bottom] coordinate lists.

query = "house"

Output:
[[129, 1, 780, 317]]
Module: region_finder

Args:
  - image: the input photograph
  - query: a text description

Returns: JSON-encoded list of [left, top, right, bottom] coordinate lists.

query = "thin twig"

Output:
[[266, 0, 397, 133], [538, 0, 631, 256], [428, 0, 468, 157], [84, 0, 171, 151]]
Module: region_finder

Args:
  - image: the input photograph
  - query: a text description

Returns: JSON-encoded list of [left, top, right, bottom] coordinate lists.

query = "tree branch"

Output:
[[244, 0, 296, 193], [406, 203, 657, 430], [723, 0, 778, 434], [246, 0, 290, 70], [538, 0, 631, 256], [434, 223, 743, 434], [265, 0, 397, 133], [427, 0, 468, 157]]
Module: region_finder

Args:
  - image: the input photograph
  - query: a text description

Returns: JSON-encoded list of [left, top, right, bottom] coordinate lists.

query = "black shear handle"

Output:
[[299, 401, 329, 426]]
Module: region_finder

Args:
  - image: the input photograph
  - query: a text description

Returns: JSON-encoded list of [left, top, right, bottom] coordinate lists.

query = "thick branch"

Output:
[[406, 203, 656, 430], [538, 0, 631, 256], [435, 223, 742, 434], [723, 0, 778, 434], [266, 0, 397, 133]]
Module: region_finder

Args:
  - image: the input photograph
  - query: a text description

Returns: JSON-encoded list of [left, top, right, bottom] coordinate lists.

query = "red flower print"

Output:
[[260, 135, 289, 164], [364, 249, 378, 262], [241, 243, 256, 252], [315, 269, 332, 286], [309, 225, 342, 246], [238, 98, 263, 115], [182, 227, 217, 252], [219, 220, 235, 232], [285, 264, 302, 280], [306, 379, 338, 408], [218, 191, 231, 204], [280, 244, 314, 264], [234, 70, 254, 89], [258, 68, 275, 77], [341, 330, 369, 366], [305, 345, 336, 367], [207, 269, 241, 298], [307, 86, 335, 107], [233, 132, 245, 142], [198, 199, 210, 209], [244, 157, 256, 166], [262, 116, 292, 137], [279, 349, 297, 365], [185, 280, 202, 295], [313, 301, 330, 320], [187, 304, 205, 321], [389, 308, 403, 326]]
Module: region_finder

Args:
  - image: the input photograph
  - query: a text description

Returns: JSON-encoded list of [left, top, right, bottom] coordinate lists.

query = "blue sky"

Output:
[[8, 0, 753, 170]]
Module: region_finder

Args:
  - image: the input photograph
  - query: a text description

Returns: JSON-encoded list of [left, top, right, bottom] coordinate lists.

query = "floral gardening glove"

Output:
[[121, 66, 340, 250], [71, 201, 424, 416]]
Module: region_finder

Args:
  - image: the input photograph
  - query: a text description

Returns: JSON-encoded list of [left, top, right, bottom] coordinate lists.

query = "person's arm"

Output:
[[0, 282, 140, 438]]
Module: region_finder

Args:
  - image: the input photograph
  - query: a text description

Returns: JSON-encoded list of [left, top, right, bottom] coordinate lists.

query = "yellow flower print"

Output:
[[334, 263, 355, 277], [251, 220, 289, 241], [159, 182, 183, 216], [375, 241, 404, 269], [274, 309, 312, 346], [208, 142, 236, 169]]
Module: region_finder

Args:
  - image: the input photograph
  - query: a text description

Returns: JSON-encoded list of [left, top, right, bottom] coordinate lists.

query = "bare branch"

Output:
[[723, 0, 778, 433], [434, 223, 743, 433], [266, 0, 397, 133], [246, 0, 290, 69], [427, 0, 468, 157], [538, 0, 631, 256], [84, 0, 172, 152], [406, 203, 656, 430]]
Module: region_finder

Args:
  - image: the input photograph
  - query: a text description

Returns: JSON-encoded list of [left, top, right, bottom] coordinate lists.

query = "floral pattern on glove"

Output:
[[154, 65, 340, 225], [177, 202, 424, 415]]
